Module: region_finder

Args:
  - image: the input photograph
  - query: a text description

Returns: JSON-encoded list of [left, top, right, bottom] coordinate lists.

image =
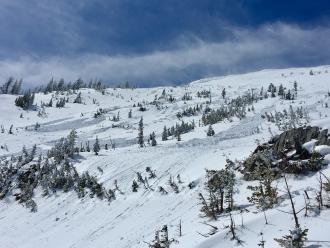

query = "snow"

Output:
[[302, 139, 318, 153], [1, 65, 330, 248], [315, 145, 330, 156]]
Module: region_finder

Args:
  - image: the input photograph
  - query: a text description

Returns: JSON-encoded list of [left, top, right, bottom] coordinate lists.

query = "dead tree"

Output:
[[114, 180, 124, 194], [316, 173, 324, 210], [284, 176, 300, 228], [177, 219, 182, 237], [226, 213, 242, 244], [258, 232, 266, 248], [199, 193, 216, 220], [274, 176, 308, 248]]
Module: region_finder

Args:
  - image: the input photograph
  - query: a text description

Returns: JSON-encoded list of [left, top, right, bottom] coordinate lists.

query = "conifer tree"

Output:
[[8, 125, 13, 134], [177, 131, 181, 141], [73, 92, 82, 104], [207, 125, 215, 136], [15, 91, 35, 110], [247, 166, 278, 210], [222, 88, 226, 99], [29, 144, 37, 163], [67, 129, 78, 157], [151, 132, 157, 146], [138, 117, 144, 147], [86, 141, 90, 152], [132, 180, 139, 192], [162, 126, 168, 141], [278, 84, 284, 97], [93, 137, 100, 155]]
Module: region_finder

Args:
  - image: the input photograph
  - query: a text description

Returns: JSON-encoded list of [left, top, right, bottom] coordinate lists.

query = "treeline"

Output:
[[0, 77, 22, 95], [39, 78, 107, 94], [1, 77, 109, 96]]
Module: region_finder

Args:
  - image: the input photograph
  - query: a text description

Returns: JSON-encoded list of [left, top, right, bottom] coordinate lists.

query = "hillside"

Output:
[[1, 66, 330, 248]]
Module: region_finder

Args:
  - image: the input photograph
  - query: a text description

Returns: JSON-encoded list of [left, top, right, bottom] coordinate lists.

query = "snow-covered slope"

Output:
[[1, 66, 330, 248]]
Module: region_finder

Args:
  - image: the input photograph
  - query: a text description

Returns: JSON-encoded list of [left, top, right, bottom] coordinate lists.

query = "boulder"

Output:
[[272, 126, 328, 156], [242, 126, 327, 180]]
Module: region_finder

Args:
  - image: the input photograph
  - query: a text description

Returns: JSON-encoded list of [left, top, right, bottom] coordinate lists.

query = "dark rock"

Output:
[[241, 126, 327, 180], [316, 129, 329, 145], [272, 126, 327, 156], [327, 139, 330, 146]]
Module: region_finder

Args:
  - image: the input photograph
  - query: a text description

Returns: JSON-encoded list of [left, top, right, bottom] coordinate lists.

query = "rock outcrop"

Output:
[[241, 126, 328, 180], [272, 126, 329, 156]]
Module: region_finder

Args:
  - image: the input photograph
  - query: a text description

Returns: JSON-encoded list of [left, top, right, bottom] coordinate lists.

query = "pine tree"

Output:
[[15, 91, 35, 110], [200, 168, 236, 218], [222, 88, 226, 99], [132, 180, 139, 192], [67, 129, 78, 157], [86, 141, 90, 152], [286, 90, 292, 100], [48, 98, 53, 107], [207, 125, 215, 136], [56, 98, 65, 108], [177, 131, 181, 141], [26, 144, 37, 163], [138, 117, 144, 147], [1, 77, 14, 94], [93, 137, 100, 155], [162, 126, 168, 141], [128, 109, 132, 118], [11, 79, 22, 95], [278, 84, 284, 97], [151, 132, 157, 146], [247, 166, 278, 211], [8, 125, 13, 134], [73, 92, 82, 104], [225, 170, 236, 211]]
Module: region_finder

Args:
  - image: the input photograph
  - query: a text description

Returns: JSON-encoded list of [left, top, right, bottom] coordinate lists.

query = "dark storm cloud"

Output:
[[0, 0, 329, 86]]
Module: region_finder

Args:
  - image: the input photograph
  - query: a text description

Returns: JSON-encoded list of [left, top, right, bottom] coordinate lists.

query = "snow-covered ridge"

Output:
[[0, 66, 330, 248]]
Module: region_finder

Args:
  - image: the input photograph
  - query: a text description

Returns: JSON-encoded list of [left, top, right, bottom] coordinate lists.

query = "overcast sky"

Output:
[[0, 0, 330, 87]]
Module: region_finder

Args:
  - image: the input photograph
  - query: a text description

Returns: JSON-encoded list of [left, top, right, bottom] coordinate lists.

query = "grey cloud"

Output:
[[0, 23, 329, 87]]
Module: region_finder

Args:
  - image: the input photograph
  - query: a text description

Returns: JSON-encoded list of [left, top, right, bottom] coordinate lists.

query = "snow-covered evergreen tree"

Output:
[[222, 88, 226, 99], [207, 125, 215, 136], [93, 137, 100, 155], [151, 132, 157, 146], [162, 126, 168, 141], [138, 117, 144, 147], [73, 92, 82, 104]]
